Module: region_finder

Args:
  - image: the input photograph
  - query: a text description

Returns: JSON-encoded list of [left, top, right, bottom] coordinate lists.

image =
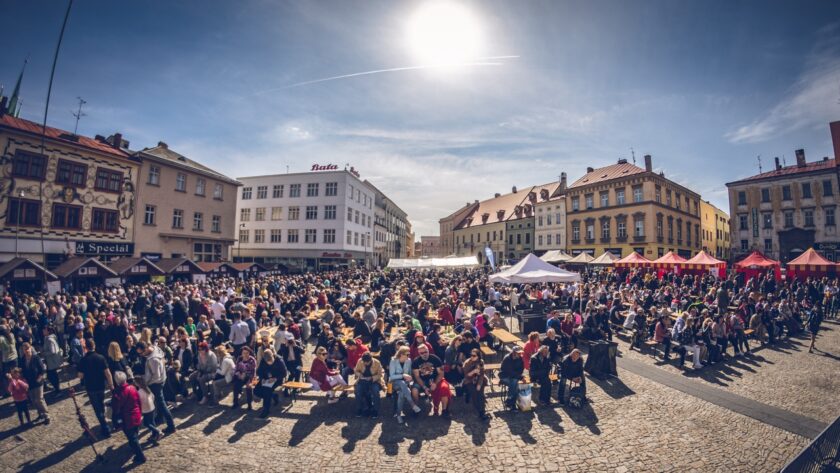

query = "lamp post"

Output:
[[366, 231, 371, 269], [15, 189, 24, 257], [238, 223, 246, 262]]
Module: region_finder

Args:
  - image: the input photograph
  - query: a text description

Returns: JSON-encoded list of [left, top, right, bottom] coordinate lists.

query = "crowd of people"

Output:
[[0, 264, 835, 464]]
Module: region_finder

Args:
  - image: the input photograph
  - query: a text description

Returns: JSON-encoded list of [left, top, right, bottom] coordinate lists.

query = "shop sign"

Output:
[[76, 241, 134, 256], [311, 164, 339, 171]]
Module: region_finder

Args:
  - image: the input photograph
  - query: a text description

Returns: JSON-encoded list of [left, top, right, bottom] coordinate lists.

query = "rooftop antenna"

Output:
[[71, 96, 86, 134], [757, 155, 762, 173], [630, 147, 636, 165], [782, 155, 786, 167], [286, 165, 289, 174]]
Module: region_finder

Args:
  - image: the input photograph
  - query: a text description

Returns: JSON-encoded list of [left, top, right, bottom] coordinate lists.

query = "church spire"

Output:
[[7, 58, 27, 117]]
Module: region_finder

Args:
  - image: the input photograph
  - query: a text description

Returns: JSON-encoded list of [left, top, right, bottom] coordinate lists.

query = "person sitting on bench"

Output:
[[499, 346, 525, 410], [558, 349, 586, 405]]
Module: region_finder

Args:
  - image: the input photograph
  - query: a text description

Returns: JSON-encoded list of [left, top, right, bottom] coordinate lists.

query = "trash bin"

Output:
[[584, 340, 618, 378]]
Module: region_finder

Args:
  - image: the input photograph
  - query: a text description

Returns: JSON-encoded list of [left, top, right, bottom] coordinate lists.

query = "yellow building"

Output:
[[565, 155, 702, 259], [701, 201, 730, 261]]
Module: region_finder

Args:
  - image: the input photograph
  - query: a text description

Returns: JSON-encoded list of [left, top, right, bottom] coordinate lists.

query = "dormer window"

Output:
[[481, 213, 489, 223], [497, 210, 505, 220]]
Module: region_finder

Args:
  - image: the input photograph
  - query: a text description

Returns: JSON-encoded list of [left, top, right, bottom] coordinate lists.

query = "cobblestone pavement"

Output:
[[614, 320, 840, 424], [0, 356, 810, 473]]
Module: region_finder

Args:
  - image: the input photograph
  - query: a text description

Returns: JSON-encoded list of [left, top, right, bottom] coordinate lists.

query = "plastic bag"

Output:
[[517, 383, 532, 411]]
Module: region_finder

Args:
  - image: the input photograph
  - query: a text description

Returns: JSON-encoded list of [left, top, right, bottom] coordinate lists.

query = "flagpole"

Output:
[[37, 0, 74, 289]]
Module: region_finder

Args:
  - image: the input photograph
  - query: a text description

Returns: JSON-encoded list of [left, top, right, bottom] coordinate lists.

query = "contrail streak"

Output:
[[250, 55, 519, 95]]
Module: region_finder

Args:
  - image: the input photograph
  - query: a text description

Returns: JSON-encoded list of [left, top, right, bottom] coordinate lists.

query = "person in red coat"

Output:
[[111, 372, 147, 464], [309, 347, 346, 404], [345, 339, 369, 373], [409, 334, 433, 360]]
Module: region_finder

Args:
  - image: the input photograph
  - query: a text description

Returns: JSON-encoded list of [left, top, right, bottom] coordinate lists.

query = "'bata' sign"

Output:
[[311, 164, 338, 171]]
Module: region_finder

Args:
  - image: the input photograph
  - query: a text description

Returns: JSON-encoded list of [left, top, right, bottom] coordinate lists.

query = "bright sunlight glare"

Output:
[[405, 1, 483, 69]]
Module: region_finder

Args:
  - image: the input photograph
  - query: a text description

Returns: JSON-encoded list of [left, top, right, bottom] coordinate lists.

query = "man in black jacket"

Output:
[[500, 346, 524, 410], [558, 349, 586, 405], [529, 346, 553, 405]]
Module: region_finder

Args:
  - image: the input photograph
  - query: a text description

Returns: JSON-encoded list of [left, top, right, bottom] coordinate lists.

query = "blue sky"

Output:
[[3, 0, 840, 237]]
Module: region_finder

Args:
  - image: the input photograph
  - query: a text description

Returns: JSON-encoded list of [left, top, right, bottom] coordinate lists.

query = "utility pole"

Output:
[[71, 96, 86, 134]]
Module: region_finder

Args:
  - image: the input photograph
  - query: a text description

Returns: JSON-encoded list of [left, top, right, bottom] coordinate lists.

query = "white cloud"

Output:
[[726, 23, 840, 144]]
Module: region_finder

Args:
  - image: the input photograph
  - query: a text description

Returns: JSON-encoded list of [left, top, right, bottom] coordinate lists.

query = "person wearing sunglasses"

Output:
[[309, 347, 346, 404], [462, 349, 490, 421]]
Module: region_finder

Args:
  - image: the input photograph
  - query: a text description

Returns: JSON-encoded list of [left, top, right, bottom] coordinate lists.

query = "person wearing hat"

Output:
[[499, 346, 525, 410], [353, 352, 383, 418]]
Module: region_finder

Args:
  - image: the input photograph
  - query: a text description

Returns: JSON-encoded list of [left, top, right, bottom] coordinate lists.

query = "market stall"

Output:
[[0, 258, 59, 294], [677, 250, 727, 278], [734, 251, 781, 281], [786, 248, 836, 280], [614, 251, 652, 270], [156, 257, 207, 283], [108, 257, 165, 284], [387, 256, 479, 269], [650, 251, 687, 277], [565, 252, 595, 267], [539, 250, 573, 264], [590, 251, 619, 266], [53, 257, 118, 292]]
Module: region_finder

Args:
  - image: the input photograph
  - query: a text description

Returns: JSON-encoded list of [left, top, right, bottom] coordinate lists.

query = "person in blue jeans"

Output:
[[499, 346, 525, 410], [388, 347, 421, 424], [136, 342, 176, 434], [76, 340, 112, 437], [353, 353, 383, 418]]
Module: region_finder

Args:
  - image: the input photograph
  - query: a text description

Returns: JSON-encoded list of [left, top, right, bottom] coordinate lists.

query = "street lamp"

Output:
[[14, 189, 24, 257], [366, 231, 371, 269], [238, 223, 246, 262]]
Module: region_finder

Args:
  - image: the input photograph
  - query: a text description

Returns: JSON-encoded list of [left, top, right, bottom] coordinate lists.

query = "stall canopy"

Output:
[[590, 251, 619, 266], [651, 251, 687, 268], [566, 252, 595, 265], [232, 262, 268, 274], [156, 258, 205, 275], [108, 257, 165, 278], [0, 258, 58, 293], [196, 262, 238, 276], [387, 256, 479, 269], [678, 250, 727, 277], [734, 251, 781, 281], [540, 250, 573, 264], [489, 254, 581, 284], [786, 248, 836, 279], [615, 252, 652, 269]]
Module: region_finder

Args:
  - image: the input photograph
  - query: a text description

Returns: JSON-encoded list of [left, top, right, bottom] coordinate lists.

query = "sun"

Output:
[[405, 1, 483, 68]]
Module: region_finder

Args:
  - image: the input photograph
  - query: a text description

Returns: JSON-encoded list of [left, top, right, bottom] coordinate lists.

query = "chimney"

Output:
[[158, 141, 168, 149], [111, 133, 123, 150], [795, 149, 806, 167], [512, 186, 517, 193], [774, 157, 781, 171], [559, 172, 567, 192], [644, 154, 652, 172], [494, 193, 501, 198], [831, 121, 840, 168], [586, 166, 594, 173]]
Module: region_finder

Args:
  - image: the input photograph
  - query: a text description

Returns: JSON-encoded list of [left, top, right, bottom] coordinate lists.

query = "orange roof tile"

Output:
[[455, 181, 560, 230], [0, 114, 130, 158], [569, 162, 647, 188], [728, 158, 836, 185]]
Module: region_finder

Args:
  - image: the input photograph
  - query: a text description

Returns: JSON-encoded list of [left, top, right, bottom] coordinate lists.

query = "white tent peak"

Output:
[[489, 253, 581, 284]]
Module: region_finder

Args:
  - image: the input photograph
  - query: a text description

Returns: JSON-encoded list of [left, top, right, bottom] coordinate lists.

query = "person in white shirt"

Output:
[[210, 299, 225, 321], [229, 313, 250, 355], [135, 377, 162, 442], [211, 346, 236, 405]]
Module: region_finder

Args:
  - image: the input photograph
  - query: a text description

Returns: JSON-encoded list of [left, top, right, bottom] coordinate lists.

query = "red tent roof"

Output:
[[681, 250, 726, 267], [787, 248, 835, 267], [651, 251, 687, 267], [734, 251, 780, 269], [615, 252, 652, 267]]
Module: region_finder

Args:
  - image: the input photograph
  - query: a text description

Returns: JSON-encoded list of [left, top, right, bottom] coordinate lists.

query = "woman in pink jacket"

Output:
[[111, 371, 147, 464], [310, 346, 346, 404]]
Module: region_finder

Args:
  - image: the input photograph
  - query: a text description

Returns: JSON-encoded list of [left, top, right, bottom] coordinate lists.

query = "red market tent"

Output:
[[734, 251, 781, 281], [678, 250, 727, 278], [651, 251, 686, 269], [615, 251, 652, 269], [786, 248, 836, 280]]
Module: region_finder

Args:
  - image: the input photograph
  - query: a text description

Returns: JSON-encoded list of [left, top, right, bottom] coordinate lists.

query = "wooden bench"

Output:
[[480, 345, 497, 357], [281, 381, 312, 404], [643, 340, 660, 358]]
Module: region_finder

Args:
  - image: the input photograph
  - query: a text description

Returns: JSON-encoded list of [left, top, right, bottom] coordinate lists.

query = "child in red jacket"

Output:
[[6, 368, 31, 425]]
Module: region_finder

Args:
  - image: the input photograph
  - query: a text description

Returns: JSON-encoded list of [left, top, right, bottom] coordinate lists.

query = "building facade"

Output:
[[234, 168, 376, 272], [0, 112, 140, 266], [438, 202, 477, 256], [565, 156, 702, 259], [726, 122, 840, 262], [451, 182, 560, 265], [700, 200, 730, 261], [367, 180, 410, 267], [131, 142, 240, 262], [535, 173, 567, 253], [419, 235, 443, 258]]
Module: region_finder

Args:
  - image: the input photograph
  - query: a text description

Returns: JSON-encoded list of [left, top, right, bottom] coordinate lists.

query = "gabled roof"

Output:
[[569, 162, 647, 188], [0, 258, 58, 280], [681, 250, 726, 267], [155, 257, 205, 274], [53, 257, 117, 278], [590, 251, 620, 265], [232, 262, 267, 272], [787, 248, 835, 268], [651, 251, 687, 267], [734, 251, 780, 269], [107, 257, 164, 276], [727, 158, 836, 186], [0, 114, 130, 159], [137, 144, 240, 186], [456, 181, 560, 230], [615, 251, 652, 267], [567, 252, 595, 264], [196, 262, 238, 273]]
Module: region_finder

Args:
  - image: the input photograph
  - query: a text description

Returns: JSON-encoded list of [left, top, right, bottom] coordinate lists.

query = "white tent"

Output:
[[566, 252, 595, 264], [590, 251, 619, 266], [539, 250, 573, 263], [489, 253, 581, 284], [387, 256, 479, 269]]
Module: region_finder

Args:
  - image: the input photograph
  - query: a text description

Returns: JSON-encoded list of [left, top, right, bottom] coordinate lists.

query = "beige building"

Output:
[[566, 155, 702, 259], [535, 173, 567, 253], [439, 201, 478, 256], [132, 142, 240, 262], [700, 200, 730, 261], [419, 235, 443, 258], [0, 111, 139, 266], [725, 121, 840, 262]]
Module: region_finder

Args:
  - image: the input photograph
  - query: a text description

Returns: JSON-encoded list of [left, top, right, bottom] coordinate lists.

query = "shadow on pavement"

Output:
[[589, 375, 635, 399], [19, 435, 92, 473]]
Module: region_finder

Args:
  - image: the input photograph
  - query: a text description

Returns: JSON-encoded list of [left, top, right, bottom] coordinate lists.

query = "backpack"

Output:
[[568, 385, 585, 408]]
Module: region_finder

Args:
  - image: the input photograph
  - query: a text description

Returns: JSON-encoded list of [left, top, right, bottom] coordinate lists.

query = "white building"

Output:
[[535, 173, 567, 253], [234, 167, 376, 272]]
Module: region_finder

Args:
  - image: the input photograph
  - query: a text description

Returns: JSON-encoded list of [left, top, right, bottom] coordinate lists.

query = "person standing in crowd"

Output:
[[136, 341, 176, 434], [41, 326, 63, 394], [228, 312, 250, 356], [111, 371, 146, 464], [6, 368, 31, 426], [808, 305, 824, 353], [135, 377, 161, 443], [20, 342, 49, 425], [78, 339, 112, 436]]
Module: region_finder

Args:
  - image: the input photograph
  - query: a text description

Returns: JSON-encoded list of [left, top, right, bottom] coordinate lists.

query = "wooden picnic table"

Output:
[[307, 309, 327, 321], [491, 328, 521, 345], [480, 345, 497, 357]]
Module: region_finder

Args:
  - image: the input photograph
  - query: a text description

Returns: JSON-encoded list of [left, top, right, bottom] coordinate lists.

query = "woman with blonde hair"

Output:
[[388, 346, 420, 424], [107, 341, 131, 379]]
